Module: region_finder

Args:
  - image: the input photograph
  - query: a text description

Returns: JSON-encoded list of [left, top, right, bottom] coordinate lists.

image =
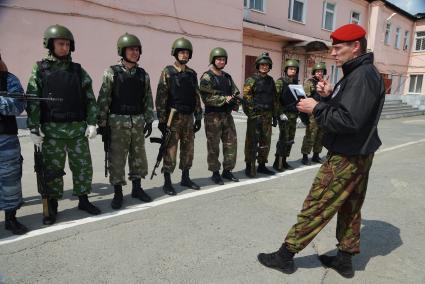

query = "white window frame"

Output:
[[330, 64, 340, 85], [394, 27, 401, 49], [384, 22, 391, 45], [403, 30, 410, 51], [288, 0, 307, 24], [322, 1, 336, 31], [408, 74, 423, 94], [414, 31, 425, 52], [246, 0, 266, 13], [350, 10, 360, 24]]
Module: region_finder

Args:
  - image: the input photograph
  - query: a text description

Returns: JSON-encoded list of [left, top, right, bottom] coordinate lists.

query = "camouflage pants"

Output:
[[42, 136, 93, 199], [301, 115, 324, 155], [162, 113, 194, 174], [109, 122, 148, 186], [284, 153, 374, 254], [275, 112, 298, 157], [204, 112, 237, 172], [245, 113, 272, 164]]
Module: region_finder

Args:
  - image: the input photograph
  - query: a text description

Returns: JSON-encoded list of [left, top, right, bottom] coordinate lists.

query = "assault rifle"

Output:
[[0, 91, 62, 102], [149, 108, 177, 179], [97, 123, 110, 177]]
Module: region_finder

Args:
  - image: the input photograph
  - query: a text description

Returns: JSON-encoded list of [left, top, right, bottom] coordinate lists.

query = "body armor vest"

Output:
[[166, 66, 197, 114], [0, 71, 18, 135], [204, 70, 233, 113], [253, 75, 274, 111], [110, 65, 146, 115]]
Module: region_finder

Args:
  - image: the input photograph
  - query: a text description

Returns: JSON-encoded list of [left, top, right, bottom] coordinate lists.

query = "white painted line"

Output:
[[1, 138, 424, 246]]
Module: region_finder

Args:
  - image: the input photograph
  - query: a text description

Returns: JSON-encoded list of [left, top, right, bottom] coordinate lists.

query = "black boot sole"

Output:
[[318, 255, 354, 278], [211, 177, 224, 185], [180, 182, 201, 190], [111, 199, 123, 209], [257, 253, 296, 274], [42, 216, 56, 226], [78, 204, 101, 215], [5, 223, 29, 235]]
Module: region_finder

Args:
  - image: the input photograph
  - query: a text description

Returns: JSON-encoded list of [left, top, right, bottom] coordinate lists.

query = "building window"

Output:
[[330, 65, 340, 85], [246, 0, 265, 12], [322, 1, 336, 31], [288, 0, 306, 23], [403, 31, 410, 51], [350, 11, 360, 24], [384, 23, 391, 45], [394, 27, 401, 49], [415, 31, 425, 51], [408, 75, 423, 94]]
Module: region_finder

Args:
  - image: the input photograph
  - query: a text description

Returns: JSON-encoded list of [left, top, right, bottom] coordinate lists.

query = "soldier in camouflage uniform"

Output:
[[97, 33, 154, 209], [0, 53, 28, 235], [258, 23, 384, 278], [243, 52, 278, 178], [27, 25, 101, 225], [156, 37, 203, 195], [301, 63, 326, 165], [273, 59, 301, 172], [200, 47, 240, 185]]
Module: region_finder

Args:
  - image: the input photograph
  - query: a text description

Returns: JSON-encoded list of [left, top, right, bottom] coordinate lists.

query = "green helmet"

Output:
[[43, 24, 75, 52], [171, 37, 193, 59], [312, 62, 327, 75], [117, 33, 142, 57], [255, 52, 272, 69], [284, 59, 299, 71], [209, 47, 228, 65]]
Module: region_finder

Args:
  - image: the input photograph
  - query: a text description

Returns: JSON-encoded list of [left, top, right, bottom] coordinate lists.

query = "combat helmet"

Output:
[[255, 52, 273, 70], [284, 59, 299, 72], [209, 47, 228, 65], [43, 24, 75, 52], [311, 62, 327, 75], [117, 33, 142, 57], [171, 37, 193, 59]]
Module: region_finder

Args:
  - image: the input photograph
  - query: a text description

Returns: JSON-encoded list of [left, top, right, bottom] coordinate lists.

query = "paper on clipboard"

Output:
[[288, 84, 306, 101]]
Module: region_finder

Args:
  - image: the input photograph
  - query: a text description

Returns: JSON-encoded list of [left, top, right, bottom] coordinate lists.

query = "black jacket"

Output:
[[313, 53, 384, 155]]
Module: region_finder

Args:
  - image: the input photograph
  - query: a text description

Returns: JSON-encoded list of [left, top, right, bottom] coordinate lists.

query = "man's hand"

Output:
[[225, 96, 233, 103], [297, 98, 318, 114], [85, 125, 97, 139], [193, 119, 202, 133], [30, 128, 44, 147], [143, 122, 152, 138], [279, 113, 288, 121], [316, 75, 333, 97]]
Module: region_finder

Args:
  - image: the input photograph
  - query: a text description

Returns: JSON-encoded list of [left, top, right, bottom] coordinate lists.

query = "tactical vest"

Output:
[[203, 70, 233, 114], [38, 60, 86, 123], [252, 75, 274, 111], [166, 66, 197, 114], [279, 77, 298, 113], [110, 65, 146, 115], [0, 71, 18, 135], [308, 78, 321, 101]]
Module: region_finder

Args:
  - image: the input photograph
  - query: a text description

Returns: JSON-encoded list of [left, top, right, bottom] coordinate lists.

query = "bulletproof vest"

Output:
[[279, 77, 298, 113], [203, 70, 233, 113], [110, 65, 146, 115], [0, 71, 18, 135], [252, 75, 274, 111], [309, 78, 321, 101], [38, 60, 86, 123], [166, 66, 197, 114]]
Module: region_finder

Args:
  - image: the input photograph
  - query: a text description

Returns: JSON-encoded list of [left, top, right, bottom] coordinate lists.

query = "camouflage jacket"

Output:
[[155, 64, 202, 124], [303, 77, 320, 101], [242, 73, 278, 118], [97, 61, 154, 129], [199, 69, 240, 112], [26, 54, 97, 139]]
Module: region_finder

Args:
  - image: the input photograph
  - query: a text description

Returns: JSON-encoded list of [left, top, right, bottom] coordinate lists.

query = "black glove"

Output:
[[193, 119, 202, 133], [272, 116, 278, 127], [143, 122, 152, 138], [158, 122, 167, 135]]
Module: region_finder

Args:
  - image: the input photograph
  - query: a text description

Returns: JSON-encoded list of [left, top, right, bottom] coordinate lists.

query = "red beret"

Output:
[[330, 24, 366, 45]]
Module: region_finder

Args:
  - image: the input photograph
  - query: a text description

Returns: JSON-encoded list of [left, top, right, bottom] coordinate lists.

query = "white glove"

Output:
[[85, 125, 97, 139], [296, 118, 302, 124], [30, 128, 44, 147], [279, 114, 288, 121]]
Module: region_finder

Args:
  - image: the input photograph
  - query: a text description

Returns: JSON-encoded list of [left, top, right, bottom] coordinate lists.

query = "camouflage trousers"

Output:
[[275, 112, 298, 158], [42, 136, 93, 199], [162, 113, 195, 174], [204, 112, 237, 172], [109, 122, 148, 186], [0, 135, 23, 211], [284, 153, 374, 254], [245, 113, 272, 164], [301, 115, 324, 155]]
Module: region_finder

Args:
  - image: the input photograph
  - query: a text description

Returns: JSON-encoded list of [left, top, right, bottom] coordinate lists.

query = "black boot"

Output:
[[5, 210, 28, 235], [180, 169, 200, 190], [245, 162, 256, 178], [319, 250, 354, 278], [301, 154, 311, 165], [272, 155, 285, 172], [257, 163, 275, 175], [78, 194, 101, 215], [211, 171, 224, 185], [131, 179, 152, 202], [43, 198, 58, 225], [163, 172, 176, 195], [222, 169, 239, 182], [312, 153, 323, 164], [282, 157, 293, 170], [258, 245, 296, 274], [111, 185, 123, 209]]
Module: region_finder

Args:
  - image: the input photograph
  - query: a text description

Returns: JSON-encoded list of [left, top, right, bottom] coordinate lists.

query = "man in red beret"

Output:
[[257, 24, 385, 278]]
